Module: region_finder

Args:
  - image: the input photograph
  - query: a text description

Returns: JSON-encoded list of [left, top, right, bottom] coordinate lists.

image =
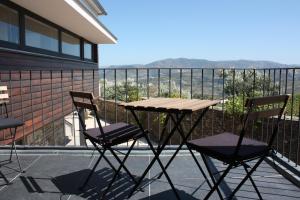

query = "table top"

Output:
[[119, 98, 220, 113]]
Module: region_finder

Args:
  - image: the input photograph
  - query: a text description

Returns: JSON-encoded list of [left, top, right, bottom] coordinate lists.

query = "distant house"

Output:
[[0, 0, 116, 145]]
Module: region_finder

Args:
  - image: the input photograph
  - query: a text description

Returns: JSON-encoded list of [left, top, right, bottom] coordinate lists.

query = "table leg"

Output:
[[128, 109, 185, 200], [157, 114, 170, 149], [156, 107, 209, 179]]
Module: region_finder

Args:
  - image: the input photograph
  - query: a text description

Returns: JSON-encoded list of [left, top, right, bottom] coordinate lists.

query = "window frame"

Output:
[[83, 40, 93, 61], [0, 1, 97, 63], [61, 30, 81, 59], [0, 3, 20, 49]]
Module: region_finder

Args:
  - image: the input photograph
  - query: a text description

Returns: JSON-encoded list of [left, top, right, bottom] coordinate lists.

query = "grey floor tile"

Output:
[[0, 151, 299, 200]]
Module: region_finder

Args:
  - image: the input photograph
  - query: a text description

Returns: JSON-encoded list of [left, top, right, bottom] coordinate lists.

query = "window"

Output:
[[0, 2, 97, 62], [25, 16, 59, 52], [84, 41, 92, 60], [0, 4, 19, 44], [62, 32, 80, 57]]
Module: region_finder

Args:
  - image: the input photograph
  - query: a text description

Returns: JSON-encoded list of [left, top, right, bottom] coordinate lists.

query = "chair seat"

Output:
[[85, 122, 143, 146], [187, 132, 269, 162], [0, 117, 24, 130]]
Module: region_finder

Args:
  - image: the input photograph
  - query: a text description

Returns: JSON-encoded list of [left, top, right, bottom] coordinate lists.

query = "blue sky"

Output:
[[99, 0, 300, 67]]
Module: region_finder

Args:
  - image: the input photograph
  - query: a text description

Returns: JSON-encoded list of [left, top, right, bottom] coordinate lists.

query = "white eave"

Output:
[[11, 0, 117, 44]]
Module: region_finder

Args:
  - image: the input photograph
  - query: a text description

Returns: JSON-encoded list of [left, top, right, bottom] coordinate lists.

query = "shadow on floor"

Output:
[[139, 189, 199, 200], [54, 167, 152, 199], [20, 167, 150, 200]]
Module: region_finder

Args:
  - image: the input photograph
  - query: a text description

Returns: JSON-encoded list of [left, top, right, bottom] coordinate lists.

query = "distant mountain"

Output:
[[104, 58, 295, 69]]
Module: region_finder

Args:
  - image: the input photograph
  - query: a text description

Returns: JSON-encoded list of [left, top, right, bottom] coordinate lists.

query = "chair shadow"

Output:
[[52, 167, 150, 200], [0, 170, 10, 186], [139, 189, 199, 200]]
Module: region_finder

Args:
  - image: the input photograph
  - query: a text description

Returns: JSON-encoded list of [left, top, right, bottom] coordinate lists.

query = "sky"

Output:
[[98, 0, 300, 67]]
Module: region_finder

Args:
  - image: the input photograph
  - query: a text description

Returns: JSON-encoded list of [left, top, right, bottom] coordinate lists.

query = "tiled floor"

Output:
[[0, 149, 299, 200]]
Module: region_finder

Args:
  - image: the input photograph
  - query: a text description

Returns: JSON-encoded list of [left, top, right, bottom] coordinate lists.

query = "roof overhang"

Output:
[[11, 0, 117, 44]]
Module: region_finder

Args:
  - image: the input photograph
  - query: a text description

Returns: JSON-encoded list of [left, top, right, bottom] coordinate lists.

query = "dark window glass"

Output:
[[62, 32, 80, 57], [25, 16, 58, 52], [0, 4, 19, 44], [84, 42, 92, 60]]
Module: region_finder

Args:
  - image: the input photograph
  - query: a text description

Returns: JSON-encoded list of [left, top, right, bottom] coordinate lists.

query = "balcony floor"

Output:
[[0, 149, 299, 200]]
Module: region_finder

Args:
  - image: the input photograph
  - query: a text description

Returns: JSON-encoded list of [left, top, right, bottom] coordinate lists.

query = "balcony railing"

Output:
[[1, 67, 300, 169], [98, 67, 300, 168]]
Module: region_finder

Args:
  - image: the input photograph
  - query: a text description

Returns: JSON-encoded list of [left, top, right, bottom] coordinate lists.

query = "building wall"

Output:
[[0, 49, 99, 145]]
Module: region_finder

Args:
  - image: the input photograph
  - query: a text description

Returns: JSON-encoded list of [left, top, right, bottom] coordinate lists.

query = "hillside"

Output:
[[104, 58, 294, 69]]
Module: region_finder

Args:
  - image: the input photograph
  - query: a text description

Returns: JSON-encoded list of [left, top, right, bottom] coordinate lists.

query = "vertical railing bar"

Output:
[[60, 70, 66, 145], [30, 70, 36, 145], [265, 69, 271, 143], [136, 69, 139, 100], [297, 70, 300, 166], [242, 69, 246, 114], [190, 69, 193, 140], [251, 69, 256, 139], [273, 69, 276, 95], [232, 69, 235, 133], [261, 69, 266, 141], [125, 69, 128, 123], [20, 70, 25, 144], [272, 69, 276, 149], [222, 68, 225, 130], [147, 69, 150, 99], [93, 70, 96, 129], [124, 69, 129, 147], [7, 71, 12, 141], [158, 69, 161, 143], [169, 69, 172, 145], [136, 69, 139, 147], [279, 69, 282, 95], [211, 69, 214, 135], [277, 69, 282, 154], [168, 69, 171, 98], [147, 69, 150, 142], [158, 69, 161, 97], [114, 69, 117, 123], [283, 69, 288, 158], [201, 69, 204, 137], [179, 68, 182, 144], [71, 70, 76, 146], [51, 70, 55, 146], [201, 69, 204, 99], [288, 68, 295, 162], [211, 69, 214, 100], [190, 69, 193, 99], [104, 69, 107, 126]]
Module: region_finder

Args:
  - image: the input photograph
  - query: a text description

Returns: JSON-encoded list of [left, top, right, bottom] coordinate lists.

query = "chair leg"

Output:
[[108, 143, 138, 185], [80, 148, 107, 190], [201, 154, 224, 200], [90, 140, 118, 173], [9, 127, 23, 173], [228, 157, 265, 200], [242, 163, 263, 200], [101, 140, 137, 199], [203, 160, 234, 200]]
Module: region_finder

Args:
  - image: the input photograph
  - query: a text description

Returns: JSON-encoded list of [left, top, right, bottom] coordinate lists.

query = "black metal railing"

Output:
[[0, 67, 299, 168], [99, 67, 300, 167]]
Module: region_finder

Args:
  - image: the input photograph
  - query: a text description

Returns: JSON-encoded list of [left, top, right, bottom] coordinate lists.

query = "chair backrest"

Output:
[[0, 86, 9, 117], [234, 94, 290, 156], [69, 91, 105, 139]]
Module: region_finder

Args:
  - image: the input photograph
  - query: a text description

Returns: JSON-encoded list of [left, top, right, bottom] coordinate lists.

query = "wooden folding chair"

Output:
[[0, 86, 24, 172], [187, 94, 290, 200], [70, 91, 145, 199]]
